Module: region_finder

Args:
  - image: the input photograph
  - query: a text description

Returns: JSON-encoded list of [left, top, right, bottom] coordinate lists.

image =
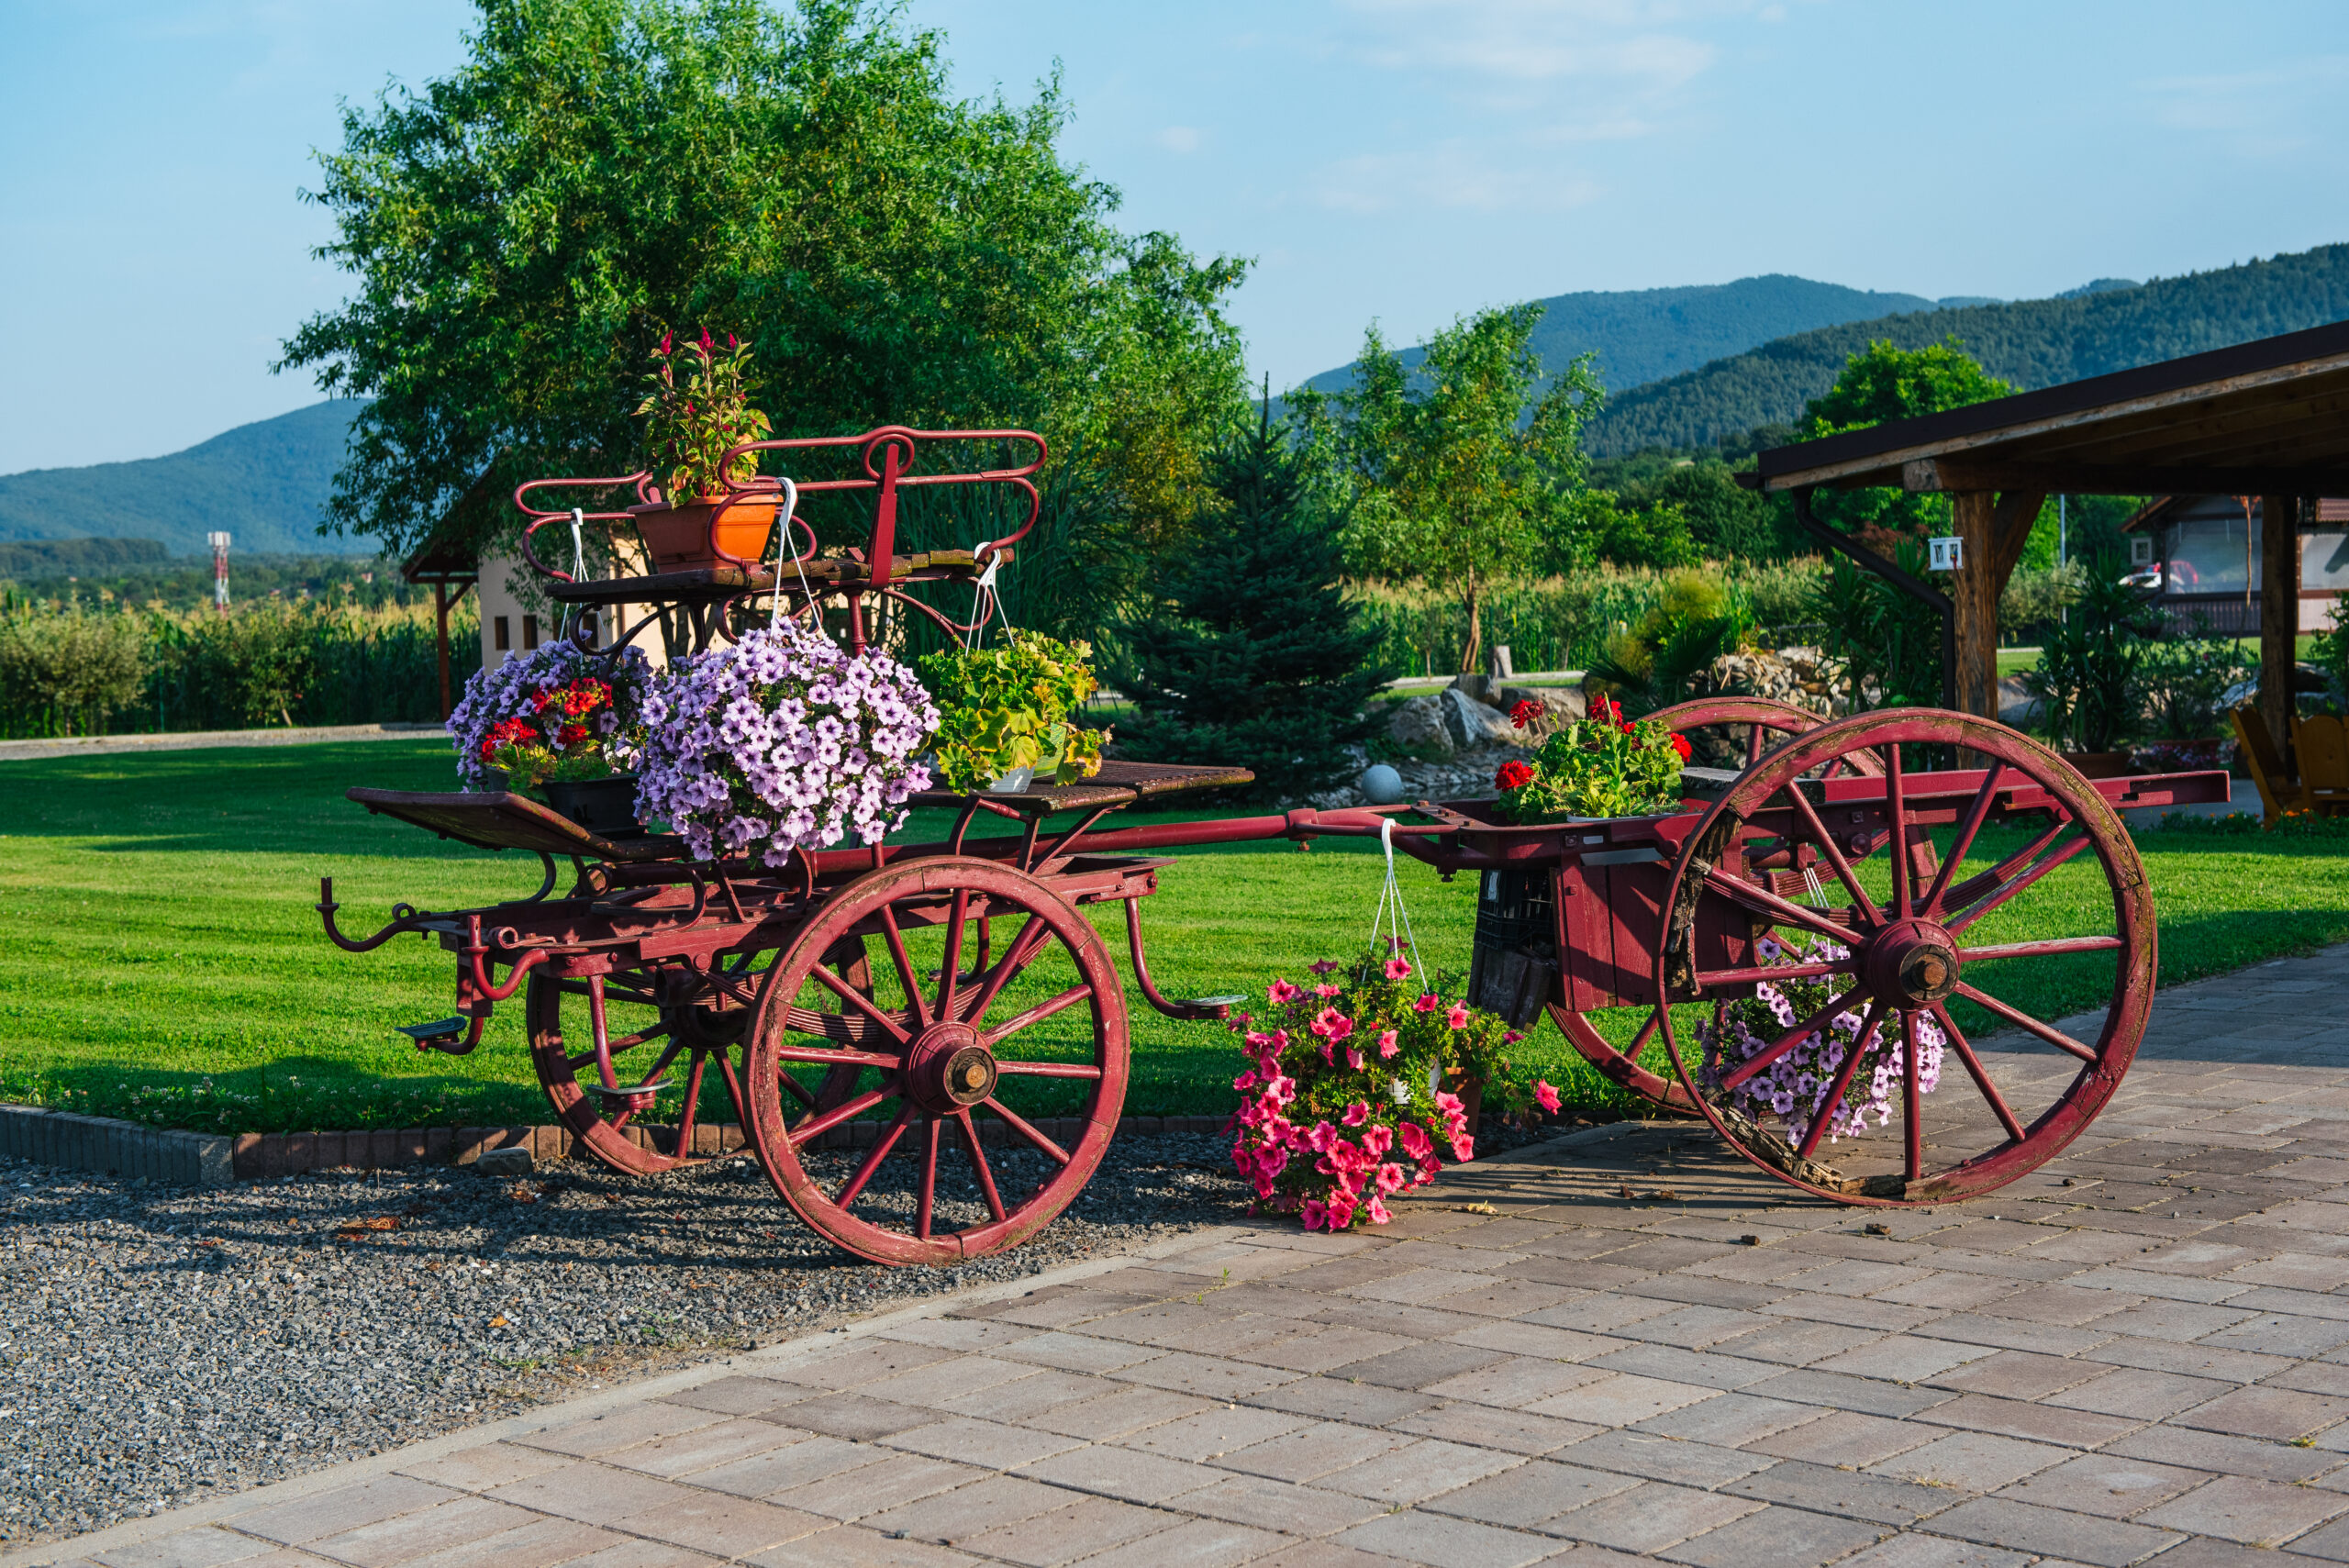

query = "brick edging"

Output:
[[0, 1106, 1232, 1186]]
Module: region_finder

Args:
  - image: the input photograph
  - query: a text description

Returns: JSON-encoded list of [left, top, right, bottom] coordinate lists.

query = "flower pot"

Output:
[[629, 494, 778, 572], [542, 774, 645, 839], [2060, 751, 2132, 780]]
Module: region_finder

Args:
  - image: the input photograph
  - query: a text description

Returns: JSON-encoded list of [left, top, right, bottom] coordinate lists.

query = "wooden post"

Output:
[[2260, 495, 2299, 757], [1950, 492, 2000, 718], [434, 581, 451, 722]]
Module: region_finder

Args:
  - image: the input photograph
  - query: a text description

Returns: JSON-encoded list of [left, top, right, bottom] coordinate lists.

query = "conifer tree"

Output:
[[1116, 408, 1392, 800]]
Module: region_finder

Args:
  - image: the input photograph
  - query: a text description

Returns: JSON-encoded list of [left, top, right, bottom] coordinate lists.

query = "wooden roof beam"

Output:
[[1898, 458, 2349, 496]]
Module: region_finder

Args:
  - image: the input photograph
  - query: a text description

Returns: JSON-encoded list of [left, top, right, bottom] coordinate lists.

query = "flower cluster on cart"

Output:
[[450, 640, 654, 791], [917, 630, 1110, 793], [633, 622, 939, 867], [1494, 693, 1692, 821], [1230, 950, 1562, 1231], [637, 328, 770, 500], [1698, 931, 1945, 1147]]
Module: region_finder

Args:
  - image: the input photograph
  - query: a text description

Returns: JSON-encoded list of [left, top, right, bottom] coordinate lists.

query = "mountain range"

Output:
[[7, 244, 2348, 557]]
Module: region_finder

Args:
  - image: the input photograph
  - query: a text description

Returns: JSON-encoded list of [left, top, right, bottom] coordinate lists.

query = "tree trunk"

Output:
[[1461, 586, 1483, 676]]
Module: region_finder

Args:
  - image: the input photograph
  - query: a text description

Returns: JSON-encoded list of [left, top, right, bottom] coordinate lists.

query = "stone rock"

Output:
[[1497, 685, 1583, 725], [1997, 675, 2043, 728], [1441, 687, 1520, 750], [1308, 785, 1365, 809], [1388, 694, 1456, 758], [1359, 763, 1405, 805], [473, 1146, 533, 1176], [1449, 673, 1497, 706]]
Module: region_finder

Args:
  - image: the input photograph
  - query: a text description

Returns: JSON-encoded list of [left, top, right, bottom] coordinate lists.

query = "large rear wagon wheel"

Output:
[[743, 857, 1130, 1267], [1545, 695, 1875, 1114], [1653, 708, 2154, 1206]]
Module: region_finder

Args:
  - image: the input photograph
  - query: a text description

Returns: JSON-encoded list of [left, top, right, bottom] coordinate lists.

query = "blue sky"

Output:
[[4, 0, 2345, 473]]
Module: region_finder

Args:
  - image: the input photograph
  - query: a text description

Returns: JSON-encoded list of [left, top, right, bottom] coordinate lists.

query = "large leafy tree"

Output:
[[280, 0, 1248, 559], [1115, 407, 1391, 801], [1800, 338, 2013, 548], [1294, 305, 1600, 673]]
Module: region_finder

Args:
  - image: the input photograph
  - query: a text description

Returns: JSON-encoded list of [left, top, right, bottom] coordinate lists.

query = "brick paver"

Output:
[[29, 945, 2349, 1568]]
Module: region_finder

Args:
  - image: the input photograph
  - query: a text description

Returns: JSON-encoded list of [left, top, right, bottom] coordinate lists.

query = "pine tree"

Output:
[[1115, 409, 1392, 800]]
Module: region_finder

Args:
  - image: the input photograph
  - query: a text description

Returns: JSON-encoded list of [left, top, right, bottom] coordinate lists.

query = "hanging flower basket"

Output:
[[1491, 695, 1691, 821], [450, 639, 654, 798], [634, 623, 939, 866]]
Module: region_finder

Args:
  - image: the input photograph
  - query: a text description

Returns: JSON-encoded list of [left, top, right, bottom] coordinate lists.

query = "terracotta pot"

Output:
[[629, 494, 777, 571], [2060, 750, 2132, 779]]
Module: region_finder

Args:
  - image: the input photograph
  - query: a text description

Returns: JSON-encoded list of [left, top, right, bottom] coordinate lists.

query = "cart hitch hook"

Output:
[[317, 877, 434, 953], [462, 914, 551, 1001]]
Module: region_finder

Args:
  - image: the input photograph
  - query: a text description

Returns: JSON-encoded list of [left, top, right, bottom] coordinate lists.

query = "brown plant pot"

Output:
[[629, 495, 777, 571], [2060, 750, 2132, 779]]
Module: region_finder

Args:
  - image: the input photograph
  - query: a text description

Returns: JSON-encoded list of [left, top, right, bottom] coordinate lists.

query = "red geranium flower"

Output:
[[1669, 732, 1692, 762], [1509, 699, 1543, 729], [1495, 760, 1535, 791]]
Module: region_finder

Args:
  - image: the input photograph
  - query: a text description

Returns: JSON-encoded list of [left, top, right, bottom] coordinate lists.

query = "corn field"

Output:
[[0, 595, 479, 740], [1353, 559, 1830, 675]]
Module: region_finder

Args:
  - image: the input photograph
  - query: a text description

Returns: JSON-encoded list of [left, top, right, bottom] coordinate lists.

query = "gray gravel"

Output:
[[0, 1133, 1243, 1545]]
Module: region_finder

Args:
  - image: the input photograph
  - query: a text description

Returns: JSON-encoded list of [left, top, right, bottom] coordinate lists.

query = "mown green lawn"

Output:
[[1, 740, 2343, 1136]]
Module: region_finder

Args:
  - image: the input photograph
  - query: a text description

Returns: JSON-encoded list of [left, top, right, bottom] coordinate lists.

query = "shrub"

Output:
[[0, 604, 147, 735]]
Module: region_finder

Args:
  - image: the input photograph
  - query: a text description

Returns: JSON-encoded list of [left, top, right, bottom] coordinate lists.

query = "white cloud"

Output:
[[1316, 145, 1601, 216], [1155, 125, 1204, 153], [2136, 55, 2349, 155], [1336, 0, 1750, 87]]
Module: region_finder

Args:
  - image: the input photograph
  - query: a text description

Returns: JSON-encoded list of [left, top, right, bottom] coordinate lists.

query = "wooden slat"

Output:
[[346, 788, 682, 862]]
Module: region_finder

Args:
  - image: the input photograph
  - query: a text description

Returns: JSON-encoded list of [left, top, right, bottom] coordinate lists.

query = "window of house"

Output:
[[522, 615, 540, 650], [2304, 531, 2349, 591], [494, 616, 510, 651], [2164, 514, 2256, 594]]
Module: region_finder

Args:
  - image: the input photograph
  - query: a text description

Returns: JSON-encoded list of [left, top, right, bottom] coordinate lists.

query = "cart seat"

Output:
[[346, 787, 684, 862]]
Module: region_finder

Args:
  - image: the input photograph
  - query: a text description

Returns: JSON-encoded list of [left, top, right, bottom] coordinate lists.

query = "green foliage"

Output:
[[1114, 415, 1391, 801], [1810, 542, 1945, 710], [1293, 304, 1601, 673], [1352, 558, 1825, 677], [2023, 555, 2163, 751], [1592, 456, 1798, 562], [635, 332, 770, 499], [2140, 617, 2254, 741], [0, 606, 148, 735], [280, 0, 1249, 559], [1574, 493, 1699, 570], [1496, 701, 1687, 821], [1587, 244, 2349, 455], [1800, 339, 2013, 547], [0, 539, 171, 579], [916, 629, 1107, 792], [2311, 602, 2349, 708], [1999, 562, 2083, 639], [1582, 572, 1754, 717]]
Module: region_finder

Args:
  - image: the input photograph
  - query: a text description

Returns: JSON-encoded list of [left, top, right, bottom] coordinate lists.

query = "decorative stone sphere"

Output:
[[1359, 763, 1405, 806]]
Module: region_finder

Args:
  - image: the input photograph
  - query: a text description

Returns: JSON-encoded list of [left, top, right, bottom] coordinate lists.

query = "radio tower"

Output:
[[207, 532, 231, 614]]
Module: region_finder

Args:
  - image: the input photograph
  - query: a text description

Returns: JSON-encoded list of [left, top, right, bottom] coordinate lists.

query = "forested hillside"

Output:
[[1585, 246, 2349, 454], [0, 401, 366, 554], [1301, 274, 1962, 395]]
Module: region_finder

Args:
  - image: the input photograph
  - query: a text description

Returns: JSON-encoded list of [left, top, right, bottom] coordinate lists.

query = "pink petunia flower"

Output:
[[1300, 1198, 1329, 1230], [1342, 1101, 1370, 1128], [1375, 1161, 1409, 1195], [1398, 1122, 1433, 1161], [1534, 1079, 1562, 1115], [1309, 960, 1341, 975], [1268, 979, 1301, 1004], [1384, 957, 1411, 981], [1377, 1029, 1399, 1059], [1233, 1070, 1259, 1092], [1361, 1124, 1393, 1159], [1312, 984, 1341, 999], [1325, 1192, 1357, 1229], [1446, 1004, 1470, 1029], [1366, 1195, 1393, 1225], [1414, 994, 1440, 1013]]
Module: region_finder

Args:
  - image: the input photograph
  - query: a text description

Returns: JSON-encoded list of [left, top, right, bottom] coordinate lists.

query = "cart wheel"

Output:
[[526, 950, 773, 1177], [1543, 695, 1873, 1114], [743, 856, 1130, 1266], [1651, 707, 2153, 1205]]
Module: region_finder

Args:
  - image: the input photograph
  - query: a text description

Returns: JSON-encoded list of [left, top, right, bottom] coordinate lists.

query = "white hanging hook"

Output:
[[768, 477, 807, 632], [1370, 813, 1426, 993], [568, 507, 586, 582]]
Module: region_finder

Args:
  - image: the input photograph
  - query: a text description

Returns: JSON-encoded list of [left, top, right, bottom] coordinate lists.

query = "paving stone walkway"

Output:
[[23, 943, 2349, 1568]]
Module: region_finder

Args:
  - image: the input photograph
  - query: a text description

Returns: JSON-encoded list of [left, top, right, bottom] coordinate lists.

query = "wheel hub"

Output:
[[906, 1021, 997, 1111], [1863, 917, 1961, 1006]]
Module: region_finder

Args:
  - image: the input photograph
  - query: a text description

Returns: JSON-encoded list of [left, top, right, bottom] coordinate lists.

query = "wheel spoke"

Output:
[[957, 1109, 1007, 1222], [994, 1060, 1105, 1080], [837, 1104, 915, 1208], [1745, 722, 1768, 767], [1797, 995, 1885, 1162], [1720, 984, 1866, 1092], [960, 916, 1053, 1028], [1696, 959, 1845, 988], [1887, 743, 1911, 919], [1958, 935, 2124, 963], [811, 963, 913, 1044], [916, 1117, 942, 1240], [674, 1050, 707, 1157], [1945, 835, 2094, 938], [1704, 867, 1864, 948], [1900, 1008, 1922, 1181], [1781, 779, 1886, 929], [983, 984, 1091, 1048], [1921, 763, 2007, 917], [937, 890, 971, 1021], [1931, 1002, 2028, 1143], [778, 1069, 818, 1109], [985, 1096, 1072, 1164], [771, 1043, 901, 1071], [878, 907, 930, 1029], [567, 1025, 667, 1069], [1937, 817, 2068, 915], [1953, 982, 2097, 1062], [787, 1087, 892, 1149]]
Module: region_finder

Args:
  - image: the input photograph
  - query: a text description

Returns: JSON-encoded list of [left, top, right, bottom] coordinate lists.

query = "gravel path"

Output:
[[0, 1133, 1244, 1545]]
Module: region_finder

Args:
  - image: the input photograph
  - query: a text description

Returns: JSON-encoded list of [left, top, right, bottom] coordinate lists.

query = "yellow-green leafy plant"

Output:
[[917, 630, 1110, 792]]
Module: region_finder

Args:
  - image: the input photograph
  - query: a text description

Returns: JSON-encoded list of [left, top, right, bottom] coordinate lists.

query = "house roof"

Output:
[[1745, 319, 2349, 496], [2121, 495, 2349, 533]]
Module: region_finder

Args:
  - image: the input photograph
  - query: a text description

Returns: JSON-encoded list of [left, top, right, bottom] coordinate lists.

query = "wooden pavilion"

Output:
[[1742, 319, 2349, 751], [399, 532, 477, 722]]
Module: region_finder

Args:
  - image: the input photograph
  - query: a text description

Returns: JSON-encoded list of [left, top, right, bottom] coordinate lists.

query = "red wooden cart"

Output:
[[318, 427, 2231, 1265]]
